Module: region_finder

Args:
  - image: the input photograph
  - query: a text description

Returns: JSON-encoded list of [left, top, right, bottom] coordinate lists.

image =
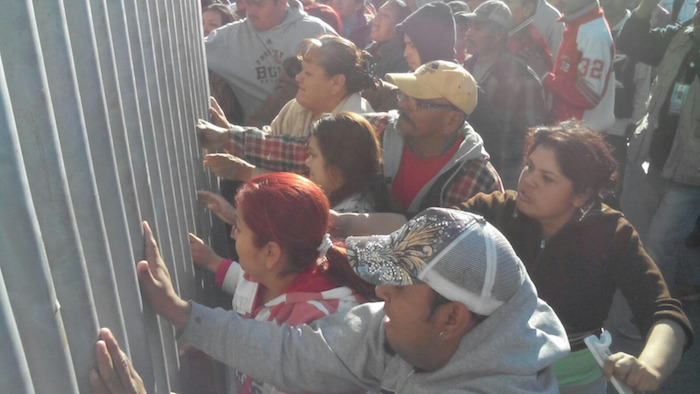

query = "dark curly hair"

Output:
[[297, 34, 379, 94], [523, 120, 619, 200]]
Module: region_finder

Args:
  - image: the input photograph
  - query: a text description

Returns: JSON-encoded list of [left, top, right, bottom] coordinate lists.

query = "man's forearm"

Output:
[[332, 211, 407, 238], [638, 319, 687, 382]]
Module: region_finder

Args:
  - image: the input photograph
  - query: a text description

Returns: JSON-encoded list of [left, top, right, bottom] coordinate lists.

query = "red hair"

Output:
[[236, 172, 375, 299]]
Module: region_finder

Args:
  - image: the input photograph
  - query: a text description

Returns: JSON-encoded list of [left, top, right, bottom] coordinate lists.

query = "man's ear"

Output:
[[442, 110, 466, 134], [439, 302, 476, 340]]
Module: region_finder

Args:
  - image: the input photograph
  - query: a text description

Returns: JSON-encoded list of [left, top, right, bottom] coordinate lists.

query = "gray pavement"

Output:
[[607, 298, 699, 393]]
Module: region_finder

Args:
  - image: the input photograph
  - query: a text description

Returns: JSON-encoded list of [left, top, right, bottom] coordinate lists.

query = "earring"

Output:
[[438, 331, 444, 339]]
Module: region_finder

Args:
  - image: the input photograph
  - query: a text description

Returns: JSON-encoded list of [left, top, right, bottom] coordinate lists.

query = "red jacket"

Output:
[[543, 3, 615, 131]]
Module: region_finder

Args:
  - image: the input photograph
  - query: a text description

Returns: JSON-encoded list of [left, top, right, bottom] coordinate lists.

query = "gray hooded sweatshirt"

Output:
[[205, 0, 336, 120], [180, 273, 569, 393]]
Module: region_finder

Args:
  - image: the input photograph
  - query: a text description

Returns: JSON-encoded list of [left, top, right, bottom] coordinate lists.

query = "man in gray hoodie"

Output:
[[205, 0, 336, 121], [93, 209, 570, 393]]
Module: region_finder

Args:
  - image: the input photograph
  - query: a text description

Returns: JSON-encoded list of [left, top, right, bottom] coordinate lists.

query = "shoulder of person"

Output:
[[493, 52, 540, 81], [458, 190, 510, 215], [577, 16, 615, 42], [362, 112, 392, 135]]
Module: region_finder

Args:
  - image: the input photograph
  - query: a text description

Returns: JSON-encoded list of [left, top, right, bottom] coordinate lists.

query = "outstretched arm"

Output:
[[203, 153, 255, 182], [603, 319, 687, 391], [330, 210, 407, 238], [180, 302, 383, 393], [189, 233, 223, 273], [197, 190, 237, 225]]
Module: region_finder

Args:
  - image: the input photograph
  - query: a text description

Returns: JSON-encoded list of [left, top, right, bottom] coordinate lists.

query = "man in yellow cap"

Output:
[[378, 60, 503, 215]]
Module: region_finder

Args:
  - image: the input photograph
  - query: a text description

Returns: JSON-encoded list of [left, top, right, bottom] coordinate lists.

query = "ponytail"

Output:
[[320, 240, 377, 301]]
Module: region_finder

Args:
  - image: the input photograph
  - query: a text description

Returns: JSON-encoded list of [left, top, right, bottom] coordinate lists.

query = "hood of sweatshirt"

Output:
[[380, 110, 491, 213], [375, 277, 569, 393], [396, 2, 456, 65], [382, 110, 489, 176]]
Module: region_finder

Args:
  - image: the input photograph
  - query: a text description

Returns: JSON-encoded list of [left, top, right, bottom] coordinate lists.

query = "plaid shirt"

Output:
[[464, 51, 545, 171], [226, 114, 503, 212], [226, 125, 309, 175], [440, 158, 503, 208]]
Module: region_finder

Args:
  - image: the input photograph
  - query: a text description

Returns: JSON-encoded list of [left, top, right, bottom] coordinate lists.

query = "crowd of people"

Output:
[[90, 0, 699, 392]]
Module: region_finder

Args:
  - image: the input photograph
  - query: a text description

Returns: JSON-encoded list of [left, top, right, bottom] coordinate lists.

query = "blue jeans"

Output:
[[620, 164, 665, 244], [646, 181, 700, 293]]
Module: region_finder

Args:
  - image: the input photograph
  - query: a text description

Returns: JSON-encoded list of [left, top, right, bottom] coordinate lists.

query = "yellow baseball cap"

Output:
[[386, 60, 478, 115]]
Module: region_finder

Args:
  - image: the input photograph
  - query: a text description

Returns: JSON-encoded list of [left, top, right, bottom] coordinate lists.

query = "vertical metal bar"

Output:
[[33, 0, 131, 362], [0, 267, 35, 394], [1, 1, 212, 391], [169, 0, 199, 304], [1, 0, 103, 391], [156, 0, 197, 305], [115, 3, 185, 388], [142, 15, 196, 386], [0, 51, 79, 394], [60, 0, 160, 390], [88, 0, 144, 257], [138, 0, 219, 315], [150, 4, 193, 388], [178, 1, 217, 303], [121, 0, 180, 309], [102, 0, 157, 236], [180, 0, 214, 263], [102, 0, 181, 390], [145, 0, 191, 291], [186, 1, 229, 301], [0, 59, 37, 394], [136, 0, 187, 282]]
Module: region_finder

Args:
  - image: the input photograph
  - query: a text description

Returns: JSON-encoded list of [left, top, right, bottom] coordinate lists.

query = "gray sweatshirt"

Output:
[[180, 274, 569, 393], [205, 0, 336, 119]]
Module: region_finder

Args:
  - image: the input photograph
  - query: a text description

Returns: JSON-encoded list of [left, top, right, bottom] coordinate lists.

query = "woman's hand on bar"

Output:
[[197, 190, 237, 225], [188, 233, 222, 273], [196, 119, 229, 151], [209, 96, 231, 129], [137, 221, 191, 329], [203, 153, 254, 181]]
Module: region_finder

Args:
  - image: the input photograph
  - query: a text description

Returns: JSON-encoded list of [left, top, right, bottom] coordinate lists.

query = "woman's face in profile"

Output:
[[294, 50, 340, 113], [372, 3, 401, 43]]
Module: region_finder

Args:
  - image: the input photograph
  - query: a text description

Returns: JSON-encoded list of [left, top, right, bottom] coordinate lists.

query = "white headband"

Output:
[[317, 234, 333, 260]]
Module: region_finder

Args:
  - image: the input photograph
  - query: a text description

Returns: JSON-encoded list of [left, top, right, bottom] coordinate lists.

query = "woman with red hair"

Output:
[[190, 172, 373, 394]]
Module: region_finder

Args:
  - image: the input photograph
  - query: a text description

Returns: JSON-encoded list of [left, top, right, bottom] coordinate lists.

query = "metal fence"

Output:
[[0, 0, 216, 392]]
